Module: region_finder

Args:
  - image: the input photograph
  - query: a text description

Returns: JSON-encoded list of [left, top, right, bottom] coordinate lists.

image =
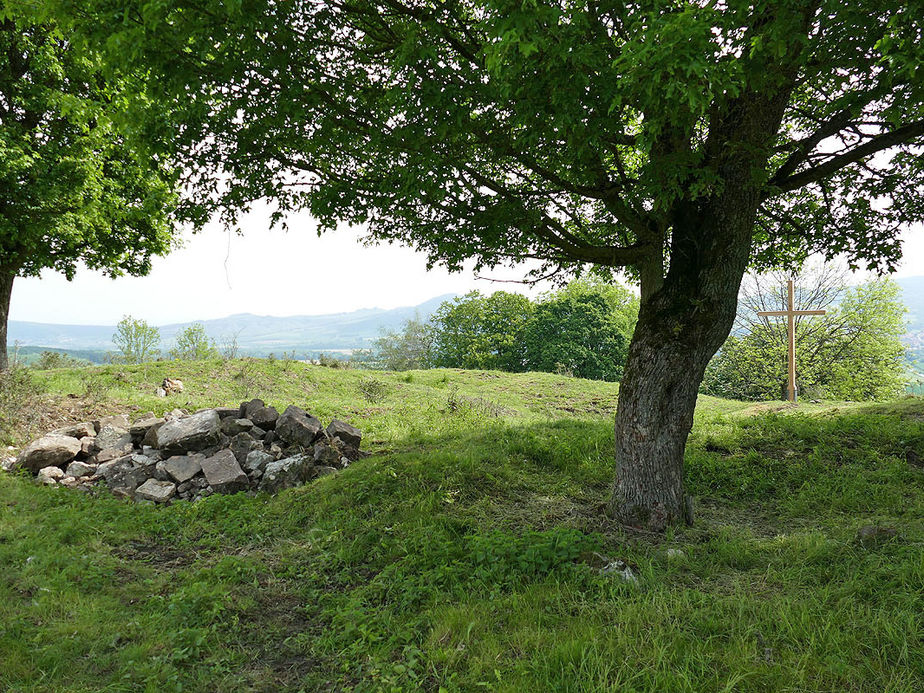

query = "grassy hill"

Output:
[[1, 362, 922, 691]]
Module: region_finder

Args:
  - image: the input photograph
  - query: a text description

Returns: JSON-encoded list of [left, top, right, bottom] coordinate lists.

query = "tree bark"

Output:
[[611, 202, 758, 530], [0, 267, 14, 371]]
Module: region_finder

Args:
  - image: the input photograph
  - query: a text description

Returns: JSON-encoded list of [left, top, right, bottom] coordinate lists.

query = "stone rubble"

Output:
[[3, 401, 366, 505]]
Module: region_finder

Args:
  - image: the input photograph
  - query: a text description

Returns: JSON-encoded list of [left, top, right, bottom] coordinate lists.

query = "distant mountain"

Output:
[[8, 294, 455, 357]]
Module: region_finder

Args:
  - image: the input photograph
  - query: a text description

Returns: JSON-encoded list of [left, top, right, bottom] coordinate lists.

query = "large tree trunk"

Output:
[[0, 268, 13, 371], [610, 202, 757, 530]]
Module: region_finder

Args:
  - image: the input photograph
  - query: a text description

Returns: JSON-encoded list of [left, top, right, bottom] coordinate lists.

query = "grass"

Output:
[[1, 359, 922, 691]]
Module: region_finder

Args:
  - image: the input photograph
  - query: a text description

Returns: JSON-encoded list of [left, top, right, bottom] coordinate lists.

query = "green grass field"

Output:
[[1, 360, 922, 691]]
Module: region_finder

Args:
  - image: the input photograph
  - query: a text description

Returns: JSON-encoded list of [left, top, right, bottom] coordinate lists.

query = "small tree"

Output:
[[430, 291, 534, 371], [32, 351, 88, 370], [372, 316, 434, 371], [170, 323, 218, 361], [703, 271, 907, 401], [113, 316, 161, 365], [524, 280, 638, 381]]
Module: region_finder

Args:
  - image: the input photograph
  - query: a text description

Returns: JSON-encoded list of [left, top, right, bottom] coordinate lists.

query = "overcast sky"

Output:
[[10, 204, 924, 326]]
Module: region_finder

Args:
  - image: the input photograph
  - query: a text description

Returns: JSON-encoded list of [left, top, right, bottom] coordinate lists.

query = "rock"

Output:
[[314, 465, 337, 478], [229, 432, 262, 465], [326, 420, 362, 448], [94, 414, 130, 432], [135, 479, 177, 503], [240, 398, 265, 419], [59, 476, 79, 489], [142, 422, 164, 447], [177, 480, 193, 494], [65, 461, 96, 478], [130, 454, 157, 472], [221, 417, 255, 436], [16, 434, 82, 474], [37, 466, 65, 485], [105, 461, 150, 496], [857, 525, 898, 547], [312, 442, 341, 467], [153, 461, 173, 482], [95, 425, 133, 455], [155, 387, 167, 398], [269, 443, 283, 459], [213, 407, 241, 420], [162, 377, 184, 394], [51, 422, 96, 439], [259, 454, 314, 493], [201, 449, 249, 494], [244, 450, 275, 474], [249, 405, 279, 431], [162, 454, 204, 484], [130, 417, 165, 440], [276, 406, 323, 448], [80, 437, 97, 457], [154, 410, 221, 454], [164, 408, 187, 421], [97, 447, 134, 464]]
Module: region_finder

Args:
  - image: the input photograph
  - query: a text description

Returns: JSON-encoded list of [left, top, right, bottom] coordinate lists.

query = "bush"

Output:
[[31, 351, 89, 370], [170, 323, 218, 361], [0, 368, 46, 445], [112, 315, 161, 364]]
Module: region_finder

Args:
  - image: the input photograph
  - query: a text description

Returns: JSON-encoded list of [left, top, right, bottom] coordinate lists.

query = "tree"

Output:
[[112, 315, 160, 364], [50, 1, 924, 529], [170, 322, 218, 361], [703, 271, 907, 401], [0, 14, 176, 371], [430, 291, 534, 371], [372, 316, 434, 371], [524, 280, 637, 381]]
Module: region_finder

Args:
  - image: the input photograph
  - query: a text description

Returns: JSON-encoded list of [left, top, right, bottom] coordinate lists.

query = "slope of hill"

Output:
[[1, 361, 921, 691], [8, 293, 454, 356]]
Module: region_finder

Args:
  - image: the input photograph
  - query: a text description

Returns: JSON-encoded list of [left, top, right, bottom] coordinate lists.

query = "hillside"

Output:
[[7, 293, 454, 358], [1, 362, 922, 691]]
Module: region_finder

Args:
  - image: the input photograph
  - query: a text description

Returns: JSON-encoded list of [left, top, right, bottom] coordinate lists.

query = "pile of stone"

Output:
[[4, 399, 365, 504]]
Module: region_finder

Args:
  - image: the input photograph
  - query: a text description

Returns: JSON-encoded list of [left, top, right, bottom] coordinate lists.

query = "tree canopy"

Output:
[[38, 0, 923, 280], [0, 13, 177, 369]]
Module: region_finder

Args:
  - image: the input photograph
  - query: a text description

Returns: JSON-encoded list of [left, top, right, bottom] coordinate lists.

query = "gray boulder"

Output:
[[240, 398, 265, 419], [312, 441, 341, 467], [65, 461, 96, 478], [135, 479, 177, 503], [105, 461, 150, 496], [221, 417, 254, 436], [51, 422, 96, 439], [326, 420, 362, 448], [201, 449, 249, 494], [16, 434, 82, 474], [244, 450, 275, 474], [276, 406, 323, 448], [162, 454, 204, 484], [95, 425, 133, 455], [37, 465, 65, 485], [259, 454, 314, 493], [229, 432, 262, 465], [154, 410, 221, 454], [94, 414, 130, 432], [130, 417, 165, 440], [213, 407, 241, 420], [249, 405, 279, 431]]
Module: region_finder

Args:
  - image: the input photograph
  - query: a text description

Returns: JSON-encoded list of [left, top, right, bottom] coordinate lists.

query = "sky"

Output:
[[9, 205, 924, 326]]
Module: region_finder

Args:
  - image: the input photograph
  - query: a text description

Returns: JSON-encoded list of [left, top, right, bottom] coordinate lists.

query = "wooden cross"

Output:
[[756, 279, 826, 403]]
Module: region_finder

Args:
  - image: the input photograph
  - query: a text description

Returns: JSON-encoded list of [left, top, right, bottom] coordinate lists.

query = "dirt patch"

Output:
[[112, 539, 202, 569]]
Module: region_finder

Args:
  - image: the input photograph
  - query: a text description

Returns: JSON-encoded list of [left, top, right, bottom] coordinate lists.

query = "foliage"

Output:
[[31, 351, 89, 370], [40, 1, 924, 278], [372, 317, 434, 371], [430, 291, 534, 371], [703, 277, 908, 401], [0, 14, 177, 368], [2, 360, 922, 690], [169, 323, 218, 361], [112, 315, 161, 365], [0, 367, 45, 445], [357, 376, 389, 403], [524, 279, 638, 381]]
